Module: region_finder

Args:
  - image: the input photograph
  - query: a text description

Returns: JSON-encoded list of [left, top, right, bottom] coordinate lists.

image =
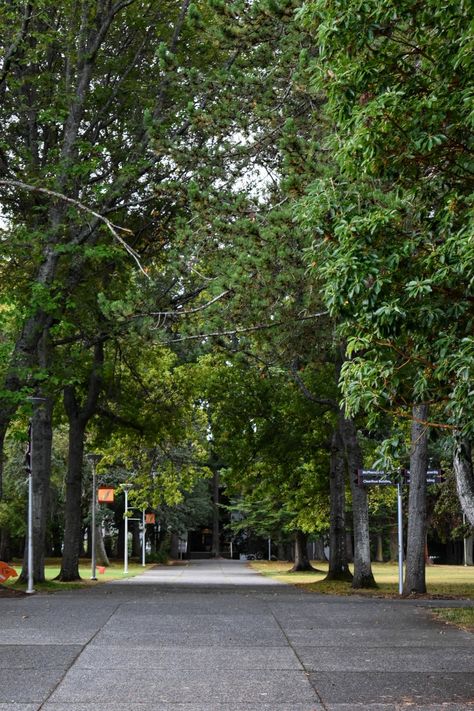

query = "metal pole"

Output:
[[86, 454, 101, 580], [91, 462, 97, 580], [124, 488, 129, 574], [397, 482, 404, 595], [25, 397, 47, 593], [230, 539, 233, 559], [268, 537, 271, 561], [463, 514, 468, 567], [142, 508, 146, 567], [26, 421, 34, 595]]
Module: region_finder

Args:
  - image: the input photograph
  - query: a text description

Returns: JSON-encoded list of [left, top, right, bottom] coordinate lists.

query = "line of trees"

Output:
[[0, 0, 472, 592]]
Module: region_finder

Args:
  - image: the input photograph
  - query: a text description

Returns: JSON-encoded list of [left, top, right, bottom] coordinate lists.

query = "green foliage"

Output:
[[202, 354, 333, 535], [297, 0, 474, 439]]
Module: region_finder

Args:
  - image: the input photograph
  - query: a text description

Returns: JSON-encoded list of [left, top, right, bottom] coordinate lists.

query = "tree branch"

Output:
[[0, 179, 149, 277], [96, 405, 145, 433], [0, 3, 33, 92], [150, 290, 233, 318], [163, 311, 329, 343], [289, 362, 337, 410]]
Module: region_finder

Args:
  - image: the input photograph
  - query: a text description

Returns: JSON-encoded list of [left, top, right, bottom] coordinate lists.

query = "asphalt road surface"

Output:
[[1, 559, 473, 710]]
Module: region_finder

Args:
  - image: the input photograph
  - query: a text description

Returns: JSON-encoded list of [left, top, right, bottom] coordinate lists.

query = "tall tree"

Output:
[[404, 404, 429, 594], [297, 1, 474, 528], [0, 0, 228, 497]]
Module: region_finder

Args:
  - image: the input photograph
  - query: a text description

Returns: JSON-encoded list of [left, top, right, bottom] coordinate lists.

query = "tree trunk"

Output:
[[338, 414, 376, 588], [313, 537, 327, 561], [425, 536, 434, 566], [0, 528, 11, 562], [211, 468, 220, 557], [170, 533, 179, 559], [465, 535, 473, 566], [453, 437, 474, 527], [289, 530, 318, 572], [376, 533, 384, 563], [0, 309, 55, 501], [0, 426, 5, 502], [131, 522, 141, 558], [389, 522, 398, 561], [149, 526, 157, 555], [95, 526, 110, 566], [58, 415, 86, 581], [277, 539, 286, 561], [58, 342, 103, 581], [116, 519, 125, 559], [20, 394, 53, 584], [403, 403, 429, 595], [325, 428, 352, 581], [345, 530, 354, 563]]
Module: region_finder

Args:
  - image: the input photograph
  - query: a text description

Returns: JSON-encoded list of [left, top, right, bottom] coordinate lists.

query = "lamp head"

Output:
[[86, 453, 102, 465]]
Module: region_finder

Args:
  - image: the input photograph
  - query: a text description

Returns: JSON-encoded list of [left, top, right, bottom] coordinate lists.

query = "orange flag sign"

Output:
[[0, 562, 18, 582], [98, 487, 115, 503]]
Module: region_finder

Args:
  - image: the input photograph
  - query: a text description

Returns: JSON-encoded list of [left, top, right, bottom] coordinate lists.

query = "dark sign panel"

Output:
[[357, 469, 395, 486], [357, 468, 443, 486], [405, 469, 443, 485]]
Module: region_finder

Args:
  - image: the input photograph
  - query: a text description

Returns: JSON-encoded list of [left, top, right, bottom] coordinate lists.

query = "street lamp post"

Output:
[[463, 513, 468, 567], [86, 454, 102, 580], [397, 482, 404, 595], [25, 396, 47, 595], [142, 508, 146, 567], [121, 484, 133, 574]]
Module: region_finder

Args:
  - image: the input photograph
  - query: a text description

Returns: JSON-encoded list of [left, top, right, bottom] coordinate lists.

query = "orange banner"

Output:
[[145, 513, 156, 524], [0, 562, 18, 582], [98, 487, 115, 503]]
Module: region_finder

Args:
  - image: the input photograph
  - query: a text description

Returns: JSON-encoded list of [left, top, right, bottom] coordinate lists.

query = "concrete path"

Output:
[[1, 559, 473, 711]]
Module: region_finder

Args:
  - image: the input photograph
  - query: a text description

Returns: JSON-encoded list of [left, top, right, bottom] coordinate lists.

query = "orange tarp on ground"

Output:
[[0, 562, 18, 582]]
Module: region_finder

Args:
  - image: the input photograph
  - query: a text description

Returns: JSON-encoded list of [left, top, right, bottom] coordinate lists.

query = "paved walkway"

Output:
[[1, 559, 473, 710]]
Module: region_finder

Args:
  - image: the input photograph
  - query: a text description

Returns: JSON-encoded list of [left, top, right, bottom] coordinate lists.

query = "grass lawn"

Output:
[[250, 560, 474, 599], [432, 607, 474, 631], [3, 558, 155, 593]]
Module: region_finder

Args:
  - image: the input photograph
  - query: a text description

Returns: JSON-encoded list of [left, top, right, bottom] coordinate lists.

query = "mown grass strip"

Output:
[[250, 561, 474, 599]]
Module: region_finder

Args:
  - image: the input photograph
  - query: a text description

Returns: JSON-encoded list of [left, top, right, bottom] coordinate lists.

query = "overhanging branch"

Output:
[[163, 311, 329, 344], [0, 179, 148, 277]]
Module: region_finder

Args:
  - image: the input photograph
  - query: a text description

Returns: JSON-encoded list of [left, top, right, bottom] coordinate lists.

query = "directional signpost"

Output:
[[357, 467, 442, 594]]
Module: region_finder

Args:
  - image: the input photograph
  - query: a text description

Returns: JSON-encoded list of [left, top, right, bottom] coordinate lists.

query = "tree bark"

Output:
[[20, 392, 53, 584], [58, 414, 86, 581], [0, 528, 11, 562], [345, 530, 354, 563], [95, 526, 110, 566], [465, 535, 473, 566], [131, 522, 141, 558], [170, 533, 180, 559], [325, 427, 352, 581], [58, 343, 104, 581], [289, 530, 318, 572], [313, 537, 327, 561], [211, 468, 220, 557], [389, 522, 398, 561], [338, 415, 376, 588], [376, 533, 384, 563], [403, 403, 429, 595], [453, 437, 474, 527], [0, 427, 5, 501]]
